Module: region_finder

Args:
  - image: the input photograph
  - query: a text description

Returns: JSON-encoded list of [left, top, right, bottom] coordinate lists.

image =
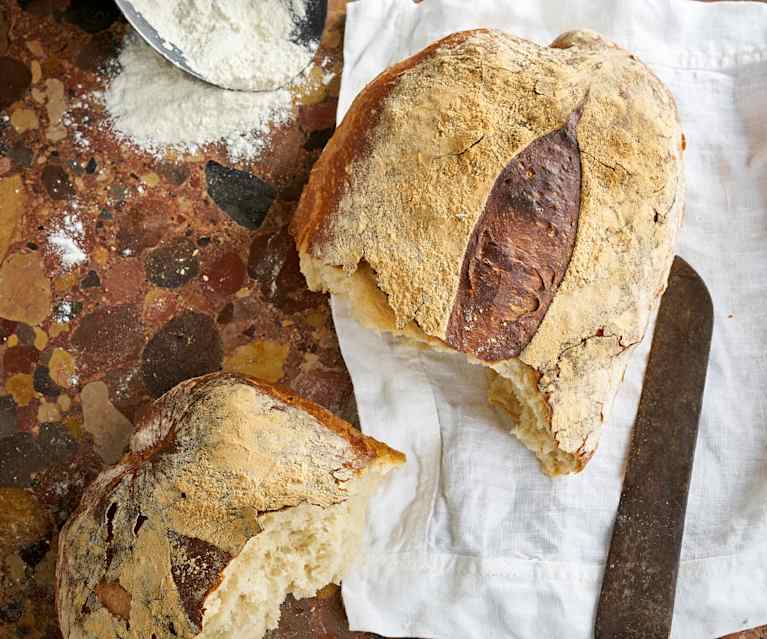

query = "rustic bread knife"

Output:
[[595, 256, 714, 639]]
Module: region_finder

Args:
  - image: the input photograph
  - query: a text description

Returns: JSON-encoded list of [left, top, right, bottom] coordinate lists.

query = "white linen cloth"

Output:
[[332, 1, 767, 637]]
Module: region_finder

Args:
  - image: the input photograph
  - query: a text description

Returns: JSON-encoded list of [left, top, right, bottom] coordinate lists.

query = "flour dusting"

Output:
[[127, 0, 318, 91], [99, 34, 295, 160], [48, 206, 87, 270]]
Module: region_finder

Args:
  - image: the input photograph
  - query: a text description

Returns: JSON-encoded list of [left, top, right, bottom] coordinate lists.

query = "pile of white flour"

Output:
[[100, 33, 295, 159], [128, 0, 317, 90]]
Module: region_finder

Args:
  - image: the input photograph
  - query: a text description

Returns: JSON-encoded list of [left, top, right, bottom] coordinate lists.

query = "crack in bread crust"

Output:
[[293, 28, 684, 475]]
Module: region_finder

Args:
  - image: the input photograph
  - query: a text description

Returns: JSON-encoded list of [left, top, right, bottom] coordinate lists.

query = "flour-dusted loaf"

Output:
[[292, 29, 684, 475], [56, 373, 404, 638]]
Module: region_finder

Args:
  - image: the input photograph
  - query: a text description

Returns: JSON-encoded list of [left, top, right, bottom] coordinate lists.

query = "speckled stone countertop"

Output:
[[0, 0, 376, 636], [0, 1, 763, 638]]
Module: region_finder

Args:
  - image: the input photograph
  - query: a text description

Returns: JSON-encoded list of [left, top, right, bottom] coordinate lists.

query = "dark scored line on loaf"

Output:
[[167, 531, 233, 630], [446, 107, 583, 362]]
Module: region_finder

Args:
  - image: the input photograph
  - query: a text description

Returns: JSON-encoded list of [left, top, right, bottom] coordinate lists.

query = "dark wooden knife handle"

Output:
[[595, 257, 713, 639]]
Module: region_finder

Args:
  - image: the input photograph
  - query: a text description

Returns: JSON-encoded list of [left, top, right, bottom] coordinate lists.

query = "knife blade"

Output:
[[595, 256, 714, 639]]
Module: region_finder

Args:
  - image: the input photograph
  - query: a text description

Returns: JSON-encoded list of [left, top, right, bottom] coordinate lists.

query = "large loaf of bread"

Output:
[[56, 373, 404, 638], [292, 29, 684, 475]]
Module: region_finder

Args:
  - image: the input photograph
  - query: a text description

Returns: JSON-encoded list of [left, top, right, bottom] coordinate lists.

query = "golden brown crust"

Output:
[[291, 30, 479, 254], [223, 374, 405, 468]]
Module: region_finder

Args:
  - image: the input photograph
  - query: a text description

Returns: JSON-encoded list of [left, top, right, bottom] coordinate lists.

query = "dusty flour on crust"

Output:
[[128, 0, 316, 91], [99, 34, 294, 160]]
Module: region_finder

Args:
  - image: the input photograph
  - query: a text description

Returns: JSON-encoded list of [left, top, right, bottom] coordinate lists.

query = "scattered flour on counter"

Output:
[[99, 34, 294, 160], [127, 0, 317, 90], [48, 206, 87, 270]]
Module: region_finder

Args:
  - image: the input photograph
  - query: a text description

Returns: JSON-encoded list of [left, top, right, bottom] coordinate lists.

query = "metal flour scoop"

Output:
[[115, 0, 328, 91]]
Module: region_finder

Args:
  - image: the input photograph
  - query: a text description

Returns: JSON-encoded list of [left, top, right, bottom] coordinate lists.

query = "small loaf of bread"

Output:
[[56, 373, 404, 638], [292, 29, 684, 475]]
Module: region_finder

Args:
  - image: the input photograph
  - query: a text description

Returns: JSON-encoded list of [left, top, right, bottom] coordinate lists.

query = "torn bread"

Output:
[[291, 29, 684, 475], [56, 372, 404, 638]]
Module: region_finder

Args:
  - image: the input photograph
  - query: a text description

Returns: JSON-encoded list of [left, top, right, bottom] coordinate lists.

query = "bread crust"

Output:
[[292, 28, 684, 473], [291, 30, 473, 255], [56, 372, 403, 638]]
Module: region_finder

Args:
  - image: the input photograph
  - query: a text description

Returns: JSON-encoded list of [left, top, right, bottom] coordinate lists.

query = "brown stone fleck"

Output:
[[4, 143, 33, 171], [143, 288, 178, 325], [304, 307, 327, 329], [15, 323, 35, 345], [79, 270, 101, 289], [36, 400, 60, 423], [0, 5, 8, 55], [202, 252, 246, 297], [116, 201, 167, 256], [101, 259, 146, 303], [0, 432, 46, 487], [81, 381, 133, 465], [57, 394, 71, 412], [0, 394, 17, 436], [0, 252, 51, 325], [48, 348, 76, 389], [93, 246, 109, 266], [140, 172, 160, 187], [145, 238, 200, 289], [216, 303, 234, 325], [102, 364, 148, 422], [30, 60, 41, 83], [32, 441, 101, 531], [49, 321, 69, 338], [44, 78, 66, 141], [142, 311, 223, 397], [1, 318, 17, 342], [248, 227, 320, 313], [289, 367, 352, 415], [62, 415, 82, 440], [156, 161, 190, 186], [71, 304, 144, 372], [0, 57, 32, 110], [4, 373, 35, 407], [53, 270, 78, 294], [223, 340, 289, 383], [19, 0, 54, 14], [10, 107, 38, 133], [3, 345, 39, 374], [33, 366, 62, 397], [41, 164, 73, 200], [0, 489, 50, 556], [32, 326, 47, 350], [25, 41, 44, 58]]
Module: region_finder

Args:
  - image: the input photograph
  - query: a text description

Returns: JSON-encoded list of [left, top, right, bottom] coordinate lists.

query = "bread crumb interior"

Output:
[[200, 478, 376, 638], [301, 254, 579, 476]]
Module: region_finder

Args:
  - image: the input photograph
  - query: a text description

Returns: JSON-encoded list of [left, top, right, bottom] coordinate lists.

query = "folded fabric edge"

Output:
[[342, 546, 767, 639]]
